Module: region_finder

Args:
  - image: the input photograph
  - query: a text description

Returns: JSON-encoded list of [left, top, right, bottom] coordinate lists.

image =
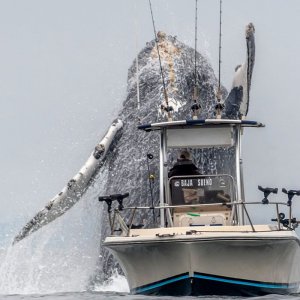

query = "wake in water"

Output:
[[94, 270, 129, 293]]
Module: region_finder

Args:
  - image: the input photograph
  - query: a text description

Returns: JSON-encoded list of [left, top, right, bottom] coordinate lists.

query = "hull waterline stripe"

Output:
[[134, 273, 298, 294], [134, 274, 189, 293], [194, 273, 293, 289]]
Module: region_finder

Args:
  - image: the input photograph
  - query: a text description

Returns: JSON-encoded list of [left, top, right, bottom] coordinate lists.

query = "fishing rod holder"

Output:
[[258, 185, 278, 204], [272, 213, 300, 230], [191, 102, 201, 111], [281, 188, 300, 229], [99, 193, 130, 235], [191, 102, 201, 120], [214, 101, 224, 119], [282, 188, 300, 206], [272, 212, 287, 227], [161, 104, 174, 113], [98, 192, 129, 213], [160, 104, 174, 121]]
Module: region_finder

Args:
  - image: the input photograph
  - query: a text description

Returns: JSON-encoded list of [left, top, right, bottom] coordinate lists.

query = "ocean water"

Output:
[[0, 258, 299, 300], [2, 242, 300, 300], [1, 291, 300, 300]]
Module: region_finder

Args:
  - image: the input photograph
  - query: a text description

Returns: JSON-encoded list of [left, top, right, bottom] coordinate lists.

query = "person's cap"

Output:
[[179, 150, 191, 160]]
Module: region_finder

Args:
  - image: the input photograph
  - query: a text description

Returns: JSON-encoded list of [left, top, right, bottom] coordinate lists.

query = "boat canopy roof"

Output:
[[138, 119, 264, 132]]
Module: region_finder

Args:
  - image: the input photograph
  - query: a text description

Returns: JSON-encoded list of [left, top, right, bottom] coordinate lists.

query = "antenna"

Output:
[[215, 0, 224, 119], [148, 0, 173, 121]]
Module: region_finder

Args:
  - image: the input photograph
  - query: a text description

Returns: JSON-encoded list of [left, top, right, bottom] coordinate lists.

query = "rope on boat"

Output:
[[148, 0, 173, 121]]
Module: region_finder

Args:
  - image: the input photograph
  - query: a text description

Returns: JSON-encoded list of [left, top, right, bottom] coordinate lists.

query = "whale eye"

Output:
[[147, 153, 154, 159]]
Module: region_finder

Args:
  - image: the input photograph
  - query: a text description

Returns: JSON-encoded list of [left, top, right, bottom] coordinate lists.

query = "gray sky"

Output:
[[1, 0, 300, 226]]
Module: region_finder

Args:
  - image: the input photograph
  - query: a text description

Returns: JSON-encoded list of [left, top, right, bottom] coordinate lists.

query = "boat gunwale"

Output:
[[104, 232, 300, 247]]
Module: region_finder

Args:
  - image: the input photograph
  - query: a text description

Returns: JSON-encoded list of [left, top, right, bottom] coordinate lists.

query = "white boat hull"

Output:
[[104, 226, 300, 296]]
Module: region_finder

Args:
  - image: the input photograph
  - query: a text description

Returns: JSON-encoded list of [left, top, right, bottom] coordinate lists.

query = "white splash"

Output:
[[94, 269, 129, 293], [0, 170, 107, 295]]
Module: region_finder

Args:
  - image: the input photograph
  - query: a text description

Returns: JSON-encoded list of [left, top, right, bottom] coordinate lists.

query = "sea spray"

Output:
[[0, 170, 107, 294], [94, 269, 129, 293]]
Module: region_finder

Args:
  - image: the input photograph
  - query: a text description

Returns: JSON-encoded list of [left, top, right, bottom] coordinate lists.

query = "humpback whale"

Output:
[[13, 24, 256, 277]]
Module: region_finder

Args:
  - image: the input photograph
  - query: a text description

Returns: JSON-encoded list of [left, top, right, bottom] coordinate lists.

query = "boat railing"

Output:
[[101, 198, 298, 236]]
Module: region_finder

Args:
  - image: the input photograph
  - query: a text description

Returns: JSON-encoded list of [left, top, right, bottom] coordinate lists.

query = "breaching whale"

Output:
[[13, 23, 256, 260]]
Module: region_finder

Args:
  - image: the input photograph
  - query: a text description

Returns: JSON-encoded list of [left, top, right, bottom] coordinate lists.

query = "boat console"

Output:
[[169, 174, 234, 226], [169, 174, 234, 205]]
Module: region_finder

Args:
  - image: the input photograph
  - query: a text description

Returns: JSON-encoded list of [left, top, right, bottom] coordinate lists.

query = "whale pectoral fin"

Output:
[[13, 119, 123, 245], [224, 23, 255, 119]]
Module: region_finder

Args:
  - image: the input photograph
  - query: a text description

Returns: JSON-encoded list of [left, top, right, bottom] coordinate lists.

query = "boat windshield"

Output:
[[168, 175, 235, 206]]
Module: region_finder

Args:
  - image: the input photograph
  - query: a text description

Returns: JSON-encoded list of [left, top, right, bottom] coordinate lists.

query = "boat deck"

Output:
[[128, 224, 278, 237], [105, 224, 298, 246]]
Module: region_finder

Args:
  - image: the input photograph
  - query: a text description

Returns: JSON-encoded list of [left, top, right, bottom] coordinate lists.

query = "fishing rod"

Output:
[[191, 0, 201, 120], [215, 0, 224, 119], [194, 0, 198, 89], [148, 0, 173, 121], [134, 2, 140, 111], [218, 0, 222, 91]]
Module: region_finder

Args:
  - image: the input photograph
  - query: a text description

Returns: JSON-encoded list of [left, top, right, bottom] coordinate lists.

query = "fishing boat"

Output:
[[101, 118, 300, 296], [12, 0, 300, 295]]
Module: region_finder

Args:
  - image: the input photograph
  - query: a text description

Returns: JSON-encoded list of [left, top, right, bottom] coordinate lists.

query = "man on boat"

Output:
[[168, 150, 200, 178]]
